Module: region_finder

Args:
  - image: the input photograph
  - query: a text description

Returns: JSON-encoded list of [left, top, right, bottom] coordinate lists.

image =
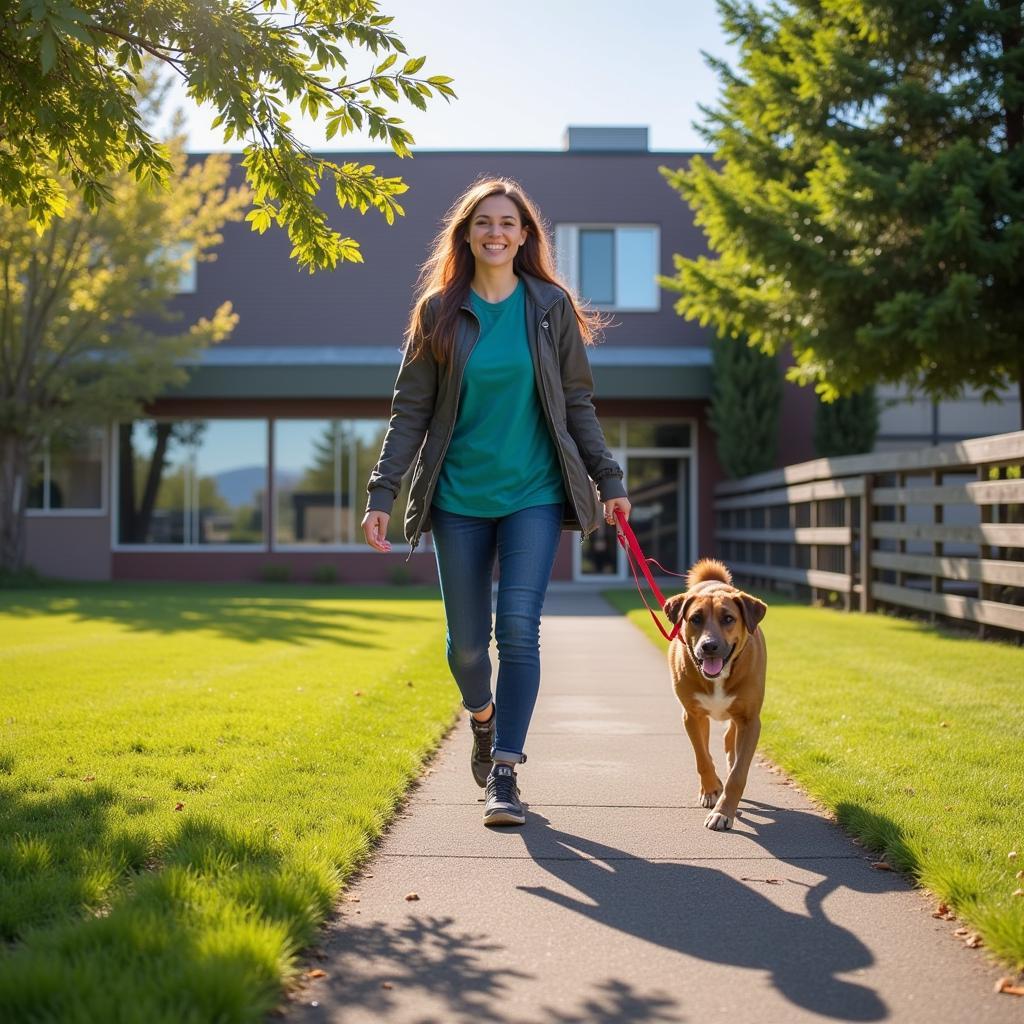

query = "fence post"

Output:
[[859, 474, 873, 613]]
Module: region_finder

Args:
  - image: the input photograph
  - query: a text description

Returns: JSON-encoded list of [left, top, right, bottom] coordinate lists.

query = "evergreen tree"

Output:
[[661, 0, 1024, 427], [814, 389, 880, 457], [709, 336, 782, 478]]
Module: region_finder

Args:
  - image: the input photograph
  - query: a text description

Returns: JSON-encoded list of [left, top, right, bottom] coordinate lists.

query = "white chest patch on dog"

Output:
[[695, 679, 735, 721]]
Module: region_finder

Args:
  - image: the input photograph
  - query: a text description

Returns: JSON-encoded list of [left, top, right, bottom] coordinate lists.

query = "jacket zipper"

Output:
[[405, 309, 482, 560], [533, 306, 592, 543]]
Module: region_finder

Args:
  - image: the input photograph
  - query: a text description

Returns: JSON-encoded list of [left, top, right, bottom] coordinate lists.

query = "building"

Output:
[[29, 125, 1010, 585]]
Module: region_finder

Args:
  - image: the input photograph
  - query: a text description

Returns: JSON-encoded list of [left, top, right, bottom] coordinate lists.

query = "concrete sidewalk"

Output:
[[287, 591, 1019, 1023]]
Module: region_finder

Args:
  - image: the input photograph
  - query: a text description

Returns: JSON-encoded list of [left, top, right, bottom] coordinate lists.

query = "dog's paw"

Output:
[[704, 810, 734, 831], [698, 788, 721, 808]]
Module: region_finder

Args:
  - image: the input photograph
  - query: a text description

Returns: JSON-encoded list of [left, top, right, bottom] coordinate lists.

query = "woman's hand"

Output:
[[603, 496, 631, 526], [361, 511, 392, 553]]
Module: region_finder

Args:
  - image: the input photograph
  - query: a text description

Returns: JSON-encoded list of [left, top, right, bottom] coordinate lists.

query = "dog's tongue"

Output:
[[702, 657, 724, 677]]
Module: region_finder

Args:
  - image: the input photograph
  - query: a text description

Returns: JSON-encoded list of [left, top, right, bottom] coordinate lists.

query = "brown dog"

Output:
[[664, 559, 767, 831]]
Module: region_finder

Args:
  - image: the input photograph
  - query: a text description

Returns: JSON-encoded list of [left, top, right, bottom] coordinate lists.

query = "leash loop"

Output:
[[612, 507, 686, 643]]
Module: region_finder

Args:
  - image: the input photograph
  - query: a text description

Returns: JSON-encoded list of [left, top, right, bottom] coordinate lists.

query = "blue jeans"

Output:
[[430, 502, 563, 764]]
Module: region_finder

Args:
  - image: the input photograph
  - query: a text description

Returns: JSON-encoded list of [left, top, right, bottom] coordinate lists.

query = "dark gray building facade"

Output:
[[24, 128, 819, 583]]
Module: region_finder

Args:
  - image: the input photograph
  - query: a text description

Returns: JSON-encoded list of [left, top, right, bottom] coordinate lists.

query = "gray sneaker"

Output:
[[469, 710, 495, 788], [483, 764, 525, 826]]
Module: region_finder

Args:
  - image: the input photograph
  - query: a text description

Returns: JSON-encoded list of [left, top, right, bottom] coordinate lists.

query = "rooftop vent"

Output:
[[563, 125, 649, 152]]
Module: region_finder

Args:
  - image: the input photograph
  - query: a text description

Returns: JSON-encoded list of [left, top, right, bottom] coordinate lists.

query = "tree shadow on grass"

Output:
[[0, 583, 441, 646], [0, 784, 315, 1021]]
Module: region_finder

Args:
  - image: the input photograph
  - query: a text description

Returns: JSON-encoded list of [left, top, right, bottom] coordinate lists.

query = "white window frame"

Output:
[[555, 223, 661, 313], [26, 425, 108, 518]]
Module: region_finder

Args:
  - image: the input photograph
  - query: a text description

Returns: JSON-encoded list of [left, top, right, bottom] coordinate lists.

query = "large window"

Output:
[[28, 427, 105, 513], [117, 420, 266, 545], [273, 419, 411, 548], [555, 224, 660, 311]]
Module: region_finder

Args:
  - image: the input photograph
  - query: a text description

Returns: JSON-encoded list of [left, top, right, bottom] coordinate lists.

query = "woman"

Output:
[[361, 177, 631, 827]]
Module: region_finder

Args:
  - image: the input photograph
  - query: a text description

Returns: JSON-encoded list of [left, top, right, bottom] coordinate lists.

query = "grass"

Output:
[[0, 583, 458, 1023], [604, 588, 1024, 972]]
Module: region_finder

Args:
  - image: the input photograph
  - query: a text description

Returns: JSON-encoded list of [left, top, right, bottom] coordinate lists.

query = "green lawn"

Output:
[[604, 588, 1024, 972], [0, 584, 458, 1023]]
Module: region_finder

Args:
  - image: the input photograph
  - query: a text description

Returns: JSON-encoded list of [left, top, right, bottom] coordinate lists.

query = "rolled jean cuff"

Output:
[[492, 748, 527, 765], [464, 698, 493, 714]]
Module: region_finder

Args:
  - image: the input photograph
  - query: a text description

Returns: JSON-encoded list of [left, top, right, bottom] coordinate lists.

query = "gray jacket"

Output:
[[365, 272, 627, 556]]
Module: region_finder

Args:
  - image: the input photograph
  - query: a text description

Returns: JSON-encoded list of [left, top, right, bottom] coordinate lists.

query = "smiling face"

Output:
[[464, 194, 528, 271], [664, 584, 767, 683], [683, 592, 747, 681]]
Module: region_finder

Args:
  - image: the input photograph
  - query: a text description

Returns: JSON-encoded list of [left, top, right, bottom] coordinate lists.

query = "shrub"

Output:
[[259, 564, 291, 583], [814, 388, 879, 457], [389, 565, 413, 586], [312, 564, 339, 584]]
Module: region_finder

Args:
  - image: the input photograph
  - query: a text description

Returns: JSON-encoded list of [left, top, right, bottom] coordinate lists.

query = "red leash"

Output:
[[613, 507, 687, 643]]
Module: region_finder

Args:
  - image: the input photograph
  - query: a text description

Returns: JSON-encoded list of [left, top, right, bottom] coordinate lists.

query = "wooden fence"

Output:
[[713, 430, 1024, 636]]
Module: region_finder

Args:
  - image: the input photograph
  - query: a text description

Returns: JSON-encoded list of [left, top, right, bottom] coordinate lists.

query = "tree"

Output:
[[0, 73, 248, 571], [660, 0, 1024, 427], [708, 335, 782, 478], [0, 0, 455, 271], [814, 389, 879, 457]]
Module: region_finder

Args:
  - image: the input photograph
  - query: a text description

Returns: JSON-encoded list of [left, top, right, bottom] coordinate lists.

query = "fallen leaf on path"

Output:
[[931, 903, 953, 919], [954, 927, 970, 937], [404, 892, 419, 901], [345, 895, 360, 903], [964, 933, 983, 948], [995, 978, 1024, 996], [174, 801, 185, 811], [305, 969, 327, 979], [870, 861, 893, 871], [740, 877, 782, 884], [381, 982, 394, 989]]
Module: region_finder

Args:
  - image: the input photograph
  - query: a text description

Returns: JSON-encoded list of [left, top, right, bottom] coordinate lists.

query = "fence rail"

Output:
[[713, 430, 1024, 635]]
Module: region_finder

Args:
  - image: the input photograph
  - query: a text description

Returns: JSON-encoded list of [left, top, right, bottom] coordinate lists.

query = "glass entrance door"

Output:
[[575, 454, 690, 581], [625, 455, 689, 577]]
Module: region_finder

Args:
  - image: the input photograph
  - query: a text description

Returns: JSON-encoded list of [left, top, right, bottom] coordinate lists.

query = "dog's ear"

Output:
[[663, 592, 692, 625], [735, 591, 767, 634]]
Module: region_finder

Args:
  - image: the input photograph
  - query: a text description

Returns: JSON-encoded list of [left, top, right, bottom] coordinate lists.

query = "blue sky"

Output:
[[176, 0, 738, 153]]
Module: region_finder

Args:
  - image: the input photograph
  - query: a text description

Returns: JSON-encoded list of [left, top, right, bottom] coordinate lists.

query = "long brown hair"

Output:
[[405, 176, 607, 363]]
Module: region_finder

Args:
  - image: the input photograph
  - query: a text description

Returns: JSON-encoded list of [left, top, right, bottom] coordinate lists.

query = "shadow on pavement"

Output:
[[516, 804, 900, 1022], [300, 913, 685, 1023]]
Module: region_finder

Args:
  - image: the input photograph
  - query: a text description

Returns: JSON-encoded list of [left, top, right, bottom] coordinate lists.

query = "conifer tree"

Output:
[[709, 336, 782, 478], [661, 0, 1024, 427], [814, 390, 879, 457]]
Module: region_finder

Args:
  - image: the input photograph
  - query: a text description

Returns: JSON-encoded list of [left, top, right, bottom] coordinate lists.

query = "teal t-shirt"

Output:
[[433, 279, 567, 517]]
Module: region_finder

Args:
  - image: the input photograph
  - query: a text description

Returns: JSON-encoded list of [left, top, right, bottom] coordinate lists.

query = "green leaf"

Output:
[[402, 55, 426, 76], [375, 52, 397, 73], [39, 25, 57, 74]]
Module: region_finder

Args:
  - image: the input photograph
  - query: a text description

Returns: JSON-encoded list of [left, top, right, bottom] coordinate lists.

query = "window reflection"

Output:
[[28, 427, 104, 511], [273, 419, 411, 547], [117, 420, 265, 545]]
